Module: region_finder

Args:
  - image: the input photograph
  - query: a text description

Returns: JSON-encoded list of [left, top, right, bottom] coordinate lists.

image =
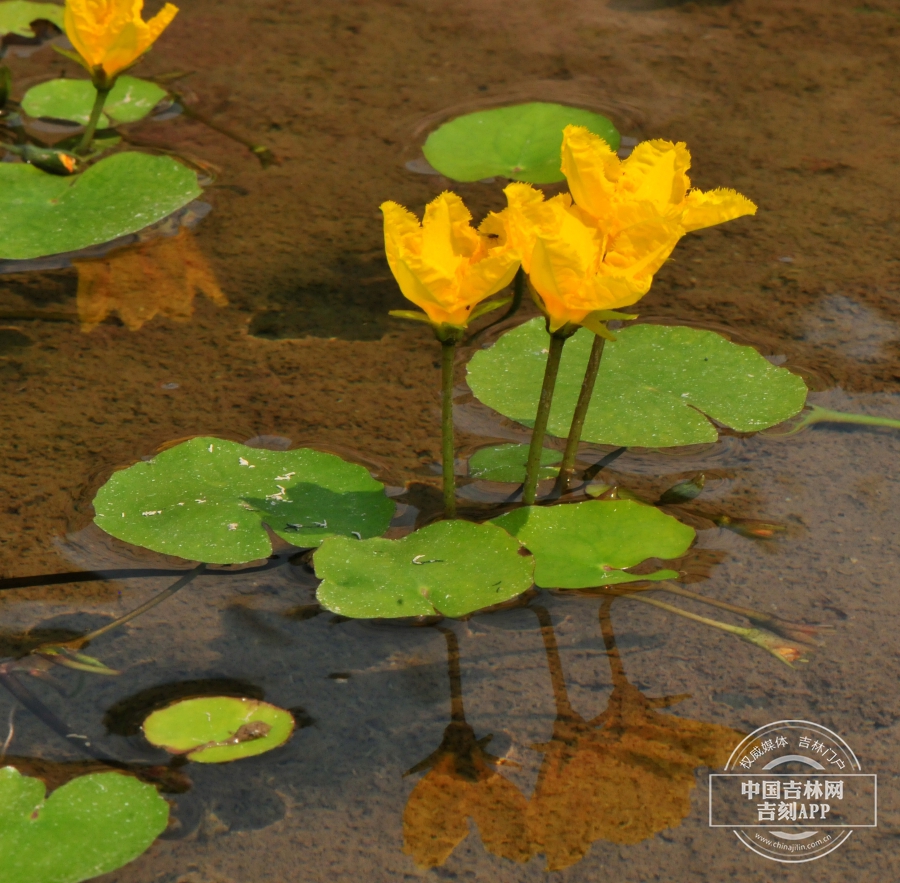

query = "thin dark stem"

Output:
[[77, 86, 110, 154], [79, 563, 206, 644], [597, 598, 627, 684], [552, 333, 605, 497], [532, 605, 575, 719], [522, 332, 568, 505], [437, 626, 465, 723], [441, 340, 457, 518]]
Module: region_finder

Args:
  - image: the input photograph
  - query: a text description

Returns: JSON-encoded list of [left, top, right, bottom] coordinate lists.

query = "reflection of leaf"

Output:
[[402, 628, 532, 868], [403, 721, 533, 869], [528, 604, 742, 870], [75, 230, 226, 332]]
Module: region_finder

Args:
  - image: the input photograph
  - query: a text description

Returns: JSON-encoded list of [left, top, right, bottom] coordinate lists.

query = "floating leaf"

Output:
[[315, 520, 534, 619], [0, 767, 168, 883], [21, 76, 167, 127], [0, 152, 200, 261], [93, 437, 395, 564], [142, 697, 294, 763], [467, 319, 808, 448], [0, 1, 64, 37], [422, 102, 620, 184], [493, 500, 693, 588], [75, 229, 227, 331], [468, 443, 560, 483]]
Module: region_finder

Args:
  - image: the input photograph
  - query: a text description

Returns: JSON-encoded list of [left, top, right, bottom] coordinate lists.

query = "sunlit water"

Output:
[[2, 1, 899, 881]]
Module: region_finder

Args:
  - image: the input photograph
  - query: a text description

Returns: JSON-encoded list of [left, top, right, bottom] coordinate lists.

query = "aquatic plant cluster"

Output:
[[2, 1, 898, 880]]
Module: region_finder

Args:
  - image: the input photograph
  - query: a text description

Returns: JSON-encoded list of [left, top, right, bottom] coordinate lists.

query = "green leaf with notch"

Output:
[[467, 318, 808, 448], [92, 437, 395, 564], [0, 152, 200, 260], [0, 1, 64, 37], [422, 102, 620, 184], [468, 443, 560, 483], [315, 519, 534, 618], [0, 767, 168, 883], [142, 696, 294, 764], [493, 499, 694, 588], [22, 76, 167, 126]]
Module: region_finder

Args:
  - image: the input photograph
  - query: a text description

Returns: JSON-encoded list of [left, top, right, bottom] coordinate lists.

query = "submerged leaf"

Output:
[[467, 319, 808, 447], [0, 767, 168, 883], [0, 152, 201, 261], [75, 230, 226, 331], [21, 76, 167, 126], [493, 500, 694, 588], [92, 437, 395, 564], [142, 696, 294, 763], [467, 443, 560, 483], [422, 102, 620, 184], [314, 520, 534, 618]]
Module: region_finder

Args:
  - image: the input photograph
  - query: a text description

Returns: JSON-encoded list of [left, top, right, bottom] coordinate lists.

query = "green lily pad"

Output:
[[22, 77, 168, 127], [467, 319, 808, 448], [0, 1, 64, 37], [0, 767, 168, 883], [0, 152, 200, 260], [422, 102, 620, 184], [142, 697, 294, 764], [468, 443, 560, 483], [493, 499, 694, 588], [315, 520, 534, 619], [92, 437, 395, 564]]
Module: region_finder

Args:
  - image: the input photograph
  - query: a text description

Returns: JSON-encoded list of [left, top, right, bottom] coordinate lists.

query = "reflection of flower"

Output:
[[402, 720, 532, 869], [64, 0, 178, 85], [401, 627, 532, 869], [485, 126, 756, 332], [380, 192, 519, 330], [527, 604, 743, 870], [75, 230, 226, 332]]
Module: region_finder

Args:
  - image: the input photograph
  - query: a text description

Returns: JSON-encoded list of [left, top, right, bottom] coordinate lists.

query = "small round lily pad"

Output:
[[142, 696, 295, 763], [0, 767, 169, 883], [314, 519, 535, 619], [467, 319, 808, 448], [468, 443, 561, 483], [0, 1, 64, 37], [22, 77, 168, 127], [422, 102, 620, 184], [93, 437, 395, 564], [493, 499, 694, 588]]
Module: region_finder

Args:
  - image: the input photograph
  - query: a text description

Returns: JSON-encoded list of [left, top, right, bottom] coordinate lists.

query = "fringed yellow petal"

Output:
[[619, 139, 692, 214], [680, 187, 758, 232], [560, 125, 620, 224]]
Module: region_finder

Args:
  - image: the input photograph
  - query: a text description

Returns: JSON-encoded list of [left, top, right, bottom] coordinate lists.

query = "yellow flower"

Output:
[[64, 0, 179, 86], [487, 127, 757, 332], [381, 192, 520, 331]]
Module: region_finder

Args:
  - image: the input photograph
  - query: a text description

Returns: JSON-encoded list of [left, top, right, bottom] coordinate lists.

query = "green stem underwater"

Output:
[[553, 332, 605, 496], [775, 404, 900, 436], [441, 339, 457, 518], [522, 331, 569, 505], [77, 85, 111, 154]]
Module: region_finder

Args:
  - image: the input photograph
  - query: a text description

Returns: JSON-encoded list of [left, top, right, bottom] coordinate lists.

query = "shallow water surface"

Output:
[[1, 1, 900, 881]]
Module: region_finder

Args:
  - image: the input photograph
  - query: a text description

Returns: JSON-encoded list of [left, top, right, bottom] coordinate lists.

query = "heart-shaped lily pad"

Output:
[[493, 499, 694, 588], [142, 697, 294, 763], [467, 319, 808, 448], [0, 152, 200, 260], [468, 443, 561, 482], [93, 437, 395, 564], [422, 102, 620, 184], [0, 1, 64, 37], [315, 520, 534, 619], [0, 767, 168, 883], [22, 77, 168, 126]]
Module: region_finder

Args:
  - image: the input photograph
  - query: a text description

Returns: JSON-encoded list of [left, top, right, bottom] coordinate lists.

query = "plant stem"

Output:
[[79, 563, 206, 644], [553, 333, 605, 497], [77, 86, 111, 154], [776, 404, 900, 436], [522, 331, 569, 505], [441, 339, 457, 518]]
